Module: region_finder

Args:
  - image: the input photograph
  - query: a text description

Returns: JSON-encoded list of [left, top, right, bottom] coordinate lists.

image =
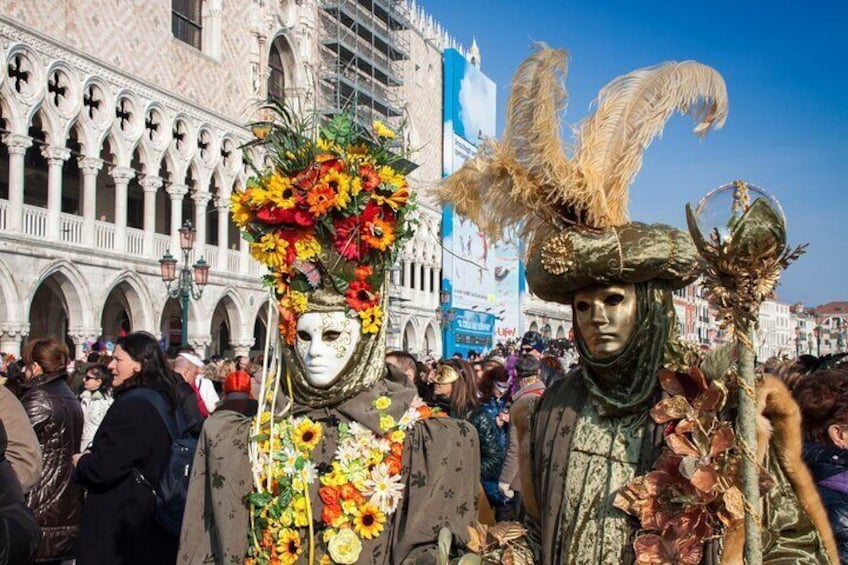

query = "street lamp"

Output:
[[159, 220, 210, 348], [814, 324, 823, 357]]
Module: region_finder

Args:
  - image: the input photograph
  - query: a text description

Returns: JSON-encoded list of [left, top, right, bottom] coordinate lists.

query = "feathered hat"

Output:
[[440, 45, 728, 302]]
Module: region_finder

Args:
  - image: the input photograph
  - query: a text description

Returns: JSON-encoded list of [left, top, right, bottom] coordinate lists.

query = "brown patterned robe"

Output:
[[178, 376, 479, 564]]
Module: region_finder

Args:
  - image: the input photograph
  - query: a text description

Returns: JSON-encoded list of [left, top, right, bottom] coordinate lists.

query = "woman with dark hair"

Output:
[[19, 337, 83, 563], [78, 364, 114, 451], [72, 332, 179, 565], [433, 359, 505, 520], [795, 367, 848, 564], [478, 364, 512, 520]]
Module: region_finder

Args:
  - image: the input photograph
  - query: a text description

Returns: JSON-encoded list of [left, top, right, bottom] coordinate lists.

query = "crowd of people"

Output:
[[1, 327, 846, 564]]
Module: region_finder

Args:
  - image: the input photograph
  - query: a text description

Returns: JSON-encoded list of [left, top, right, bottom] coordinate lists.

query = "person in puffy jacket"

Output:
[[78, 364, 114, 451], [72, 331, 180, 565], [19, 337, 83, 563], [0, 418, 41, 565], [795, 366, 848, 564]]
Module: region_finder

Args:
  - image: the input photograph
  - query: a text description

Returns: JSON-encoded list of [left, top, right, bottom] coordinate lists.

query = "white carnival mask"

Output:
[[295, 311, 361, 388]]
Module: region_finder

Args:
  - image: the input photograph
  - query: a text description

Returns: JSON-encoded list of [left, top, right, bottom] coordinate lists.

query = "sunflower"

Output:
[[353, 503, 386, 540], [359, 305, 383, 334], [230, 191, 252, 228], [275, 528, 301, 565], [372, 120, 396, 140], [362, 217, 396, 251], [322, 169, 352, 209], [289, 290, 309, 314], [378, 165, 404, 188], [265, 174, 297, 210], [250, 232, 289, 269], [293, 419, 323, 453]]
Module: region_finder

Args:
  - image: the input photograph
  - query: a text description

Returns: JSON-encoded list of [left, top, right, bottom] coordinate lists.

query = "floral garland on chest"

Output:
[[246, 395, 438, 565]]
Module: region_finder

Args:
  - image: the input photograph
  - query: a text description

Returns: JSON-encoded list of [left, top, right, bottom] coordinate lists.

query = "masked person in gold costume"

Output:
[[178, 111, 480, 565], [441, 45, 838, 564]]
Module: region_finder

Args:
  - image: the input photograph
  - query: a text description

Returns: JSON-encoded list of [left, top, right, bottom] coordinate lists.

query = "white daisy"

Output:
[[397, 407, 421, 431], [364, 463, 405, 513], [278, 446, 299, 475], [299, 460, 319, 484], [335, 441, 361, 465]]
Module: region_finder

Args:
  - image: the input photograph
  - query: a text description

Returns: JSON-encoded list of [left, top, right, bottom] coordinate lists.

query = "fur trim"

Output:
[[723, 376, 839, 564]]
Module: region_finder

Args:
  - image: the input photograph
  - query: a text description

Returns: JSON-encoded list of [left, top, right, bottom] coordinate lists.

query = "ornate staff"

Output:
[[686, 181, 806, 565]]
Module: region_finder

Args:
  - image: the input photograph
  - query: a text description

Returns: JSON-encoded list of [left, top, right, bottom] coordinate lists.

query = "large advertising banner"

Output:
[[441, 49, 521, 357]]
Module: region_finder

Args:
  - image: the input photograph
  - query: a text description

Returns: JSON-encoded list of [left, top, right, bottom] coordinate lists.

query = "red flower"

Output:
[[354, 265, 373, 281], [332, 204, 380, 261], [256, 205, 315, 228], [345, 280, 378, 311], [359, 165, 380, 191], [385, 455, 402, 475]]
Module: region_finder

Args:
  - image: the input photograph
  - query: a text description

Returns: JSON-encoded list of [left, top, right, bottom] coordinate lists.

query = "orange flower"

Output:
[[372, 185, 409, 211], [322, 503, 343, 526], [355, 265, 373, 281], [359, 165, 380, 191], [386, 455, 402, 475], [319, 486, 340, 506], [306, 183, 336, 216], [345, 280, 378, 311], [339, 483, 359, 501], [390, 442, 403, 459], [362, 217, 395, 251], [417, 405, 433, 419]]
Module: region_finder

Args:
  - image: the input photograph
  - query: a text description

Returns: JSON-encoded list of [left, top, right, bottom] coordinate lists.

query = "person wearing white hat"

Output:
[[174, 352, 219, 416]]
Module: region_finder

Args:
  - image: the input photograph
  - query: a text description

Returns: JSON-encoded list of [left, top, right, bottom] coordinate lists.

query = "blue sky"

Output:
[[422, 0, 847, 307]]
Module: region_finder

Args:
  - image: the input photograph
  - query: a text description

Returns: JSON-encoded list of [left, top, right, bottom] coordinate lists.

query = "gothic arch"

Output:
[[29, 259, 95, 331], [102, 270, 156, 333], [210, 288, 246, 355], [529, 321, 539, 333], [402, 319, 418, 354], [0, 257, 23, 324], [267, 33, 297, 102], [423, 322, 438, 358]]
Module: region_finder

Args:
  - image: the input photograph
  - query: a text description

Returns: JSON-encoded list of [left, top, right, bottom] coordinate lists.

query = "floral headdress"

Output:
[[231, 105, 415, 344]]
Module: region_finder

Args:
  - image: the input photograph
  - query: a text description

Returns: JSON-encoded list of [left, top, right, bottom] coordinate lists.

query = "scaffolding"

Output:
[[318, 0, 410, 129]]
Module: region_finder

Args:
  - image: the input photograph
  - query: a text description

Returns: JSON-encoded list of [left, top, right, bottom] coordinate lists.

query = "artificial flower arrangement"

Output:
[[246, 395, 438, 565], [613, 364, 750, 565], [231, 104, 416, 344]]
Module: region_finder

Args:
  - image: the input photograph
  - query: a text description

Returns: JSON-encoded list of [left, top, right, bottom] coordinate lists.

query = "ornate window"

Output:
[[267, 39, 287, 101], [172, 0, 203, 49]]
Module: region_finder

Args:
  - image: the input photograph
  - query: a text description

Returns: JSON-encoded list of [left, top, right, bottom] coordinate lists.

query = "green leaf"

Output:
[[438, 527, 453, 565], [247, 491, 274, 508], [457, 555, 483, 565], [295, 456, 305, 471], [250, 433, 270, 442], [290, 276, 312, 292]]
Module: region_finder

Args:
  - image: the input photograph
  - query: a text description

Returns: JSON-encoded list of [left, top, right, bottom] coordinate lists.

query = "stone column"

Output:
[[140, 176, 163, 258], [239, 230, 250, 274], [230, 338, 255, 359], [78, 157, 103, 246], [193, 191, 211, 261], [68, 328, 101, 360], [4, 135, 32, 233], [166, 183, 188, 254], [188, 337, 212, 359], [0, 323, 29, 358], [42, 146, 71, 240], [216, 198, 230, 272], [111, 166, 135, 253]]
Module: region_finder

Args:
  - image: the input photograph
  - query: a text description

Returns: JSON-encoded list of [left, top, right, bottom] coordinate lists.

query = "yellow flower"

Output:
[[265, 173, 296, 210], [290, 291, 309, 314], [320, 462, 347, 487], [372, 120, 397, 140], [323, 169, 352, 209], [389, 429, 406, 443], [275, 528, 301, 565], [317, 137, 339, 153], [250, 232, 289, 269], [350, 176, 363, 196], [293, 419, 323, 452], [353, 503, 386, 540], [230, 191, 252, 228], [373, 396, 392, 411], [379, 414, 395, 432], [341, 499, 359, 515], [294, 236, 321, 261], [359, 305, 383, 334], [378, 165, 405, 188], [292, 496, 310, 527], [327, 528, 363, 564]]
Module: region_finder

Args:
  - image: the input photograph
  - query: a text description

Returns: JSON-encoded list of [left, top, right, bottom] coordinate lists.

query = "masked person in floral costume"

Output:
[[440, 45, 838, 564], [178, 110, 480, 565]]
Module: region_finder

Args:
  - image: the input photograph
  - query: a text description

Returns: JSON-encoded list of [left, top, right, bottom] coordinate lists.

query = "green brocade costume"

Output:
[[526, 284, 833, 564]]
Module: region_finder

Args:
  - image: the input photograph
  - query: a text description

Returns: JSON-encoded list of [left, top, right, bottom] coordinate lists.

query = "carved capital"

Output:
[[67, 327, 100, 345], [192, 191, 213, 205], [0, 323, 30, 340], [41, 145, 71, 165], [167, 183, 189, 200], [78, 157, 104, 175], [188, 336, 212, 349], [111, 166, 136, 184], [140, 175, 164, 192], [3, 134, 32, 155]]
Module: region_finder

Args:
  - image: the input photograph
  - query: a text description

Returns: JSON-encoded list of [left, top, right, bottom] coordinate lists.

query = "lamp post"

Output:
[[814, 324, 822, 357], [437, 290, 457, 358], [159, 220, 210, 348]]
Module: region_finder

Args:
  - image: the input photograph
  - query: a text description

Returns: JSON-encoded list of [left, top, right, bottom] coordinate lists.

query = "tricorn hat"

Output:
[[440, 45, 727, 303]]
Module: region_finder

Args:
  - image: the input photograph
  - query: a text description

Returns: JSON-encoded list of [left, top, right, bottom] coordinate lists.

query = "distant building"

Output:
[[812, 301, 848, 356]]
